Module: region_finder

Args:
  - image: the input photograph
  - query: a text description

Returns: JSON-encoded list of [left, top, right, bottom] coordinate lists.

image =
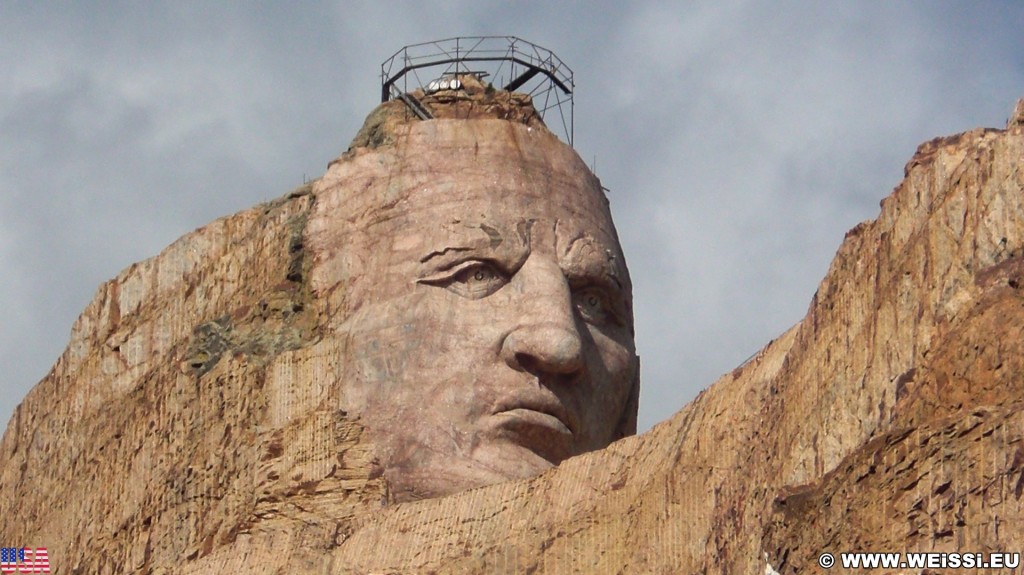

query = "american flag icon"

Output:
[[0, 548, 49, 574]]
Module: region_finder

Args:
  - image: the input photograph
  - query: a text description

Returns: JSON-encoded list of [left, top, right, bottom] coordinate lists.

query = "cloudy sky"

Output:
[[1, 2, 1022, 433]]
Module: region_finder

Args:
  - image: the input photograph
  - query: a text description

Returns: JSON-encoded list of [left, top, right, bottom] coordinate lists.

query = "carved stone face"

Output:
[[310, 120, 638, 501]]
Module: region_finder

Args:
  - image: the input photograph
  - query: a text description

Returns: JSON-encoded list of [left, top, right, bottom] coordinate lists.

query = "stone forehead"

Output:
[[384, 120, 601, 201], [314, 119, 615, 238]]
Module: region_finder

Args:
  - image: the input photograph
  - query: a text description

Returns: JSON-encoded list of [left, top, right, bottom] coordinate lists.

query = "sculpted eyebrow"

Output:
[[419, 233, 498, 269], [418, 223, 529, 274], [561, 235, 625, 290], [572, 260, 624, 291], [419, 245, 474, 264]]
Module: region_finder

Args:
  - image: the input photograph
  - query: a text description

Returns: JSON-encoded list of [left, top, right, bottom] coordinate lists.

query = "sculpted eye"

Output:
[[573, 287, 619, 326], [426, 261, 509, 299]]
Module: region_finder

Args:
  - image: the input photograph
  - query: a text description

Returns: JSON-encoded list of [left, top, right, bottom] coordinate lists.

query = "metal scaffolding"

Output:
[[381, 36, 575, 147]]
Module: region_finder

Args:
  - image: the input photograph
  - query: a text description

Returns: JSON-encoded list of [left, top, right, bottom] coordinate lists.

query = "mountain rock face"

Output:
[[2, 90, 1023, 573]]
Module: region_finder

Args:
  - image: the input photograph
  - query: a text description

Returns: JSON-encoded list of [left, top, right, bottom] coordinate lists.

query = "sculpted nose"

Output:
[[500, 257, 585, 376], [502, 323, 584, 375]]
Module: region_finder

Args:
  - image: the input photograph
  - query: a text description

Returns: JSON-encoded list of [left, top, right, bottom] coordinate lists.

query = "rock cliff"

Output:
[[2, 90, 1023, 574]]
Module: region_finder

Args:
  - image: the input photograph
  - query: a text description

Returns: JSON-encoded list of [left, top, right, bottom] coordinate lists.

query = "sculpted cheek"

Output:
[[590, 324, 635, 376], [578, 326, 636, 442]]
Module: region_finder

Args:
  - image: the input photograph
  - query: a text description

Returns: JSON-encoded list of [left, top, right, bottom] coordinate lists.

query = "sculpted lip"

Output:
[[491, 391, 578, 437]]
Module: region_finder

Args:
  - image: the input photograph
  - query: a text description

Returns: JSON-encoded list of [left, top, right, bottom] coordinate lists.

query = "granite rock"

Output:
[[2, 94, 1023, 574]]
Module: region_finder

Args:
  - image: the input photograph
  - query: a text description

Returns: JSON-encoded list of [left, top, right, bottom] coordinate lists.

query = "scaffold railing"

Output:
[[381, 36, 575, 146]]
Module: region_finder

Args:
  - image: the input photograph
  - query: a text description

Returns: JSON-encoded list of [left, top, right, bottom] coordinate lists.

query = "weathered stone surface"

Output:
[[1, 92, 1023, 574], [347, 74, 544, 153], [1010, 97, 1024, 128], [310, 117, 638, 502]]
